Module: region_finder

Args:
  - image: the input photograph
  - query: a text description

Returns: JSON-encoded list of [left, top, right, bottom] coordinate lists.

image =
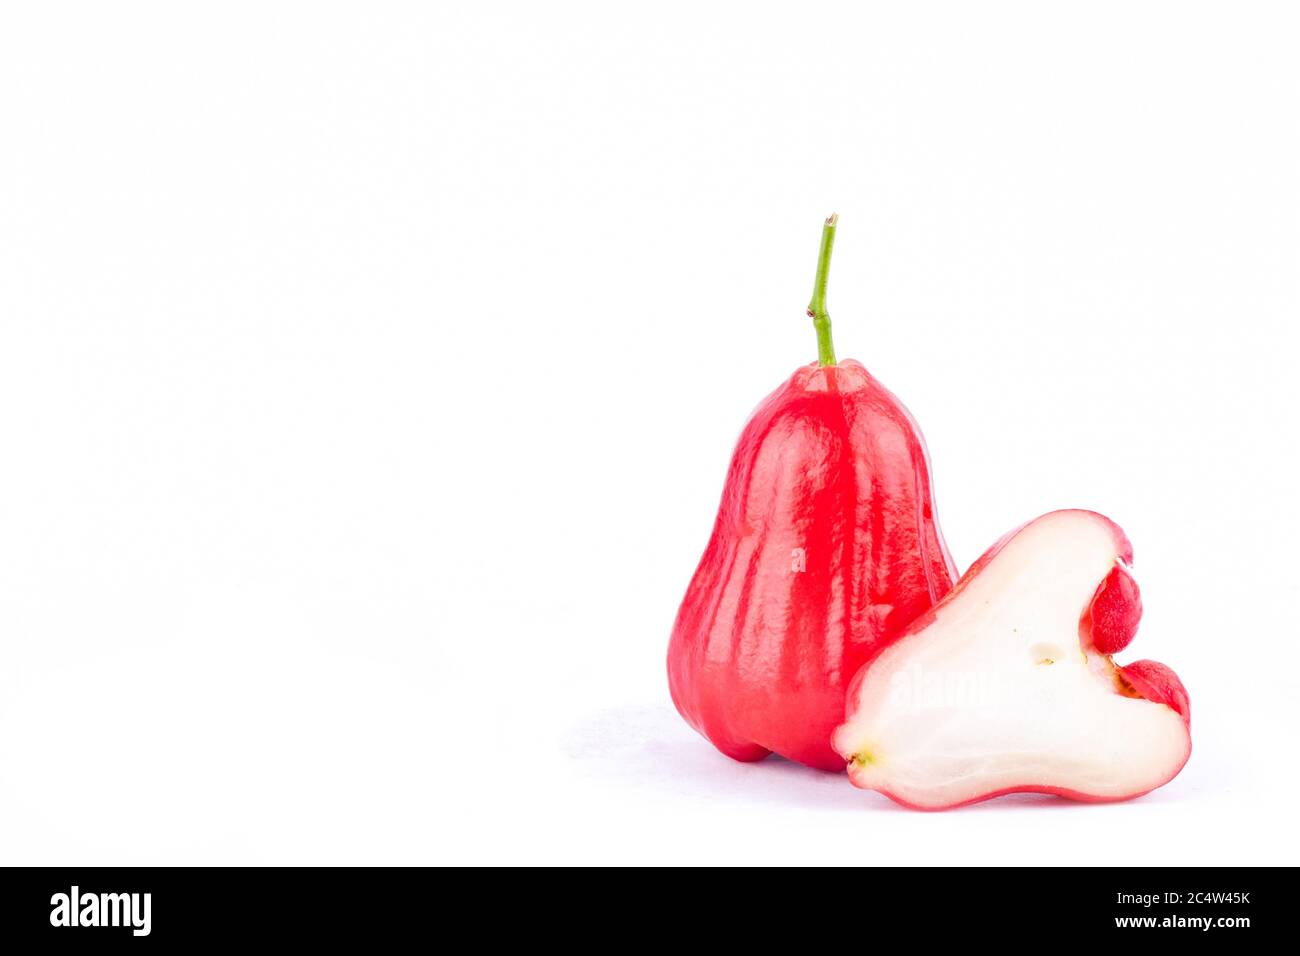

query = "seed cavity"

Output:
[[1029, 642, 1062, 666]]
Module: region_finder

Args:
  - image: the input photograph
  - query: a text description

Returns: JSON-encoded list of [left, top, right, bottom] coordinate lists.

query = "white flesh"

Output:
[[834, 511, 1188, 808]]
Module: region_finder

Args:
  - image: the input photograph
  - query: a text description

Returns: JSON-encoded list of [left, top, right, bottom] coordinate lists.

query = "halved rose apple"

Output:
[[832, 510, 1191, 810]]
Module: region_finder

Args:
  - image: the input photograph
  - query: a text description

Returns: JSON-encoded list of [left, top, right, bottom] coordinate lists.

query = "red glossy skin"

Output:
[[667, 359, 956, 771]]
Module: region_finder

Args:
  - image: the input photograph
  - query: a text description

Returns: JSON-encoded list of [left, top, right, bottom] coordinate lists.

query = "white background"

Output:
[[1, 2, 1296, 865]]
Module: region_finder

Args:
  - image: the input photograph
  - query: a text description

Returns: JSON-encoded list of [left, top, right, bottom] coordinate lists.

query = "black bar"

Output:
[[0, 866, 1285, 944]]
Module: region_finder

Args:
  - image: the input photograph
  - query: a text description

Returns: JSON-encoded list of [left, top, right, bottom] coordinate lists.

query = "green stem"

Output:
[[806, 213, 838, 366]]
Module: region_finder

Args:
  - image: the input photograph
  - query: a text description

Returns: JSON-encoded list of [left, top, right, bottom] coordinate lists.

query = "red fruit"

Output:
[[834, 510, 1192, 808], [667, 216, 956, 771]]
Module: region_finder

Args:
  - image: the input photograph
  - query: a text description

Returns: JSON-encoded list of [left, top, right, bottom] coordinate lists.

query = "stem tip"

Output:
[[807, 214, 839, 366]]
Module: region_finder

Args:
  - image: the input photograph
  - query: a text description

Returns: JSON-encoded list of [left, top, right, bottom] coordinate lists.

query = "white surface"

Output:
[[0, 2, 1296, 865]]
